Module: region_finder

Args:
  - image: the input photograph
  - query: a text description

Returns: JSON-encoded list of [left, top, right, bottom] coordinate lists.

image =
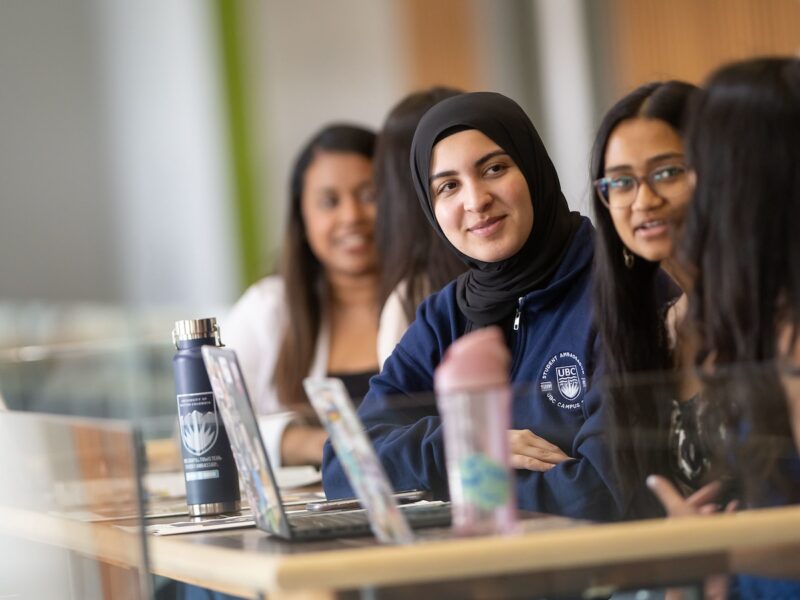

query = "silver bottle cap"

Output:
[[172, 318, 221, 349]]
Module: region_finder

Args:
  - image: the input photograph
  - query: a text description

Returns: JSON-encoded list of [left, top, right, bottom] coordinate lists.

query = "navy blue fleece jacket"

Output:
[[322, 218, 623, 521]]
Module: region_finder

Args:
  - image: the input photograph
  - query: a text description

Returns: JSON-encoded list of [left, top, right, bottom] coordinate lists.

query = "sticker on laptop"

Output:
[[303, 378, 413, 545]]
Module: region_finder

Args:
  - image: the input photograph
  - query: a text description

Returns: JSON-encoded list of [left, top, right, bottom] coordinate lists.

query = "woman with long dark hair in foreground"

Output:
[[648, 56, 800, 598]]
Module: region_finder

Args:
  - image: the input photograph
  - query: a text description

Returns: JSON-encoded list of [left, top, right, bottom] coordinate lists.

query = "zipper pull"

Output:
[[513, 297, 523, 331]]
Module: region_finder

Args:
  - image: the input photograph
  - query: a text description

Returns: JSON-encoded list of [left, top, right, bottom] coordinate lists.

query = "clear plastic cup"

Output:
[[437, 386, 517, 535]]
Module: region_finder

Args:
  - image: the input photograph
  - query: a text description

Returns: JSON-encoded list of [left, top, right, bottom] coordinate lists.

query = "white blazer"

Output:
[[222, 276, 329, 468], [377, 280, 413, 369]]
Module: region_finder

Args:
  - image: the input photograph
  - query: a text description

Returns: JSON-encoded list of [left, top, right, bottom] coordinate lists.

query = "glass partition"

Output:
[[1, 328, 798, 598], [354, 361, 800, 595], [597, 361, 800, 517], [0, 302, 221, 439], [0, 339, 177, 439], [0, 411, 151, 599]]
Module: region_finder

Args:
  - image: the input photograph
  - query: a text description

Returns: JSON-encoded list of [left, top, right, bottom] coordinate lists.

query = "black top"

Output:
[[327, 369, 376, 409], [669, 396, 712, 489]]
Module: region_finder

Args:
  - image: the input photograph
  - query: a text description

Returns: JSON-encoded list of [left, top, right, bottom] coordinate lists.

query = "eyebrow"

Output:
[[604, 152, 685, 174], [430, 149, 509, 182], [315, 179, 372, 195], [352, 180, 374, 192]]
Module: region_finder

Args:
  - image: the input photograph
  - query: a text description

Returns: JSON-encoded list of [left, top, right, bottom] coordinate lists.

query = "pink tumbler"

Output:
[[435, 327, 517, 535]]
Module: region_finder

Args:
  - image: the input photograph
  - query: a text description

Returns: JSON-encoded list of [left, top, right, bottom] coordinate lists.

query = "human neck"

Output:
[[326, 271, 379, 309], [660, 256, 691, 293]]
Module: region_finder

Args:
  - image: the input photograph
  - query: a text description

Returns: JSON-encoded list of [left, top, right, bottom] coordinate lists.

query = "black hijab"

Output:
[[410, 91, 581, 328]]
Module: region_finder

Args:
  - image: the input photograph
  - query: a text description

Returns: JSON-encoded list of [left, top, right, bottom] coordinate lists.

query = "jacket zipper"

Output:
[[509, 296, 525, 377], [513, 296, 524, 331]]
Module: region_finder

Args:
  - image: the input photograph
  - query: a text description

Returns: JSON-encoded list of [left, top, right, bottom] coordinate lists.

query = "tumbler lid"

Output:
[[172, 318, 220, 348]]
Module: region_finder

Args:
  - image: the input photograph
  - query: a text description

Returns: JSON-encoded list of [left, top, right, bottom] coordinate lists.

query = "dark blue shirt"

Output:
[[322, 218, 623, 522]]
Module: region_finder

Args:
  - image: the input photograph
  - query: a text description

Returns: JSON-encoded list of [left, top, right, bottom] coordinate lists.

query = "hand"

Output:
[[647, 475, 738, 517], [280, 425, 328, 466], [648, 475, 738, 600], [508, 429, 572, 471]]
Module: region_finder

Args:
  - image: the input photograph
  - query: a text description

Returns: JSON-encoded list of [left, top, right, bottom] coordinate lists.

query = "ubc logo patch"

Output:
[[540, 352, 587, 411]]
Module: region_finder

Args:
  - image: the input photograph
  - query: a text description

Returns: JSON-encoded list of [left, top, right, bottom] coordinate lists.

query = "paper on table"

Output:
[[140, 513, 256, 536], [143, 466, 321, 500], [275, 465, 322, 489]]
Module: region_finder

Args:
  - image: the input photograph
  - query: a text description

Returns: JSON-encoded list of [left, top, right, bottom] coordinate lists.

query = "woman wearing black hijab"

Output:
[[322, 92, 622, 521]]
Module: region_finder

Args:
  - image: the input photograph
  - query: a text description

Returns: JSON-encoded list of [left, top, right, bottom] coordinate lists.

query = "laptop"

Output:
[[303, 377, 454, 543], [201, 346, 450, 542]]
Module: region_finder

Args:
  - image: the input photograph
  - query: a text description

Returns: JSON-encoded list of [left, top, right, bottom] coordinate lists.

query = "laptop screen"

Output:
[[303, 377, 414, 544], [202, 346, 292, 539]]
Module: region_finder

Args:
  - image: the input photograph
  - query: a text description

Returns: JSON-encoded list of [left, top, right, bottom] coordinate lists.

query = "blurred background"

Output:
[[0, 0, 798, 420]]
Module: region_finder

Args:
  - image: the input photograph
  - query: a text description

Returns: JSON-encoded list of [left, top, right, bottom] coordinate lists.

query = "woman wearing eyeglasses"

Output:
[[590, 81, 701, 518]]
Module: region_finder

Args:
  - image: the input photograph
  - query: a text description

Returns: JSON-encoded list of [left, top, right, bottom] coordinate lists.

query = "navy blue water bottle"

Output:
[[172, 318, 240, 516]]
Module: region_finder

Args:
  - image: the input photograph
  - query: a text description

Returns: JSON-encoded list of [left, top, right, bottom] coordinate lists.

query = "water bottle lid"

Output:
[[172, 318, 220, 348]]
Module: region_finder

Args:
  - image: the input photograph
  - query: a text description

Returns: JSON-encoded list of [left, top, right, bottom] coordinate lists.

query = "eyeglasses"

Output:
[[594, 164, 691, 209]]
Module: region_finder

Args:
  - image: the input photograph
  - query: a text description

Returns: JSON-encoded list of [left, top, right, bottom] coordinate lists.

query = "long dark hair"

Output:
[[681, 57, 800, 505], [274, 124, 376, 409], [375, 87, 467, 321], [590, 81, 697, 517]]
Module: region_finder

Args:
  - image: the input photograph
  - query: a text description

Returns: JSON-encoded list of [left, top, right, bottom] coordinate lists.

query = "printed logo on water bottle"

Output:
[[177, 392, 220, 456], [460, 453, 509, 510], [539, 352, 587, 411]]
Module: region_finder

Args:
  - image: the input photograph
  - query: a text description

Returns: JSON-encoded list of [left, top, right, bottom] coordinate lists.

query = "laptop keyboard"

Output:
[[289, 510, 371, 531], [287, 503, 451, 538]]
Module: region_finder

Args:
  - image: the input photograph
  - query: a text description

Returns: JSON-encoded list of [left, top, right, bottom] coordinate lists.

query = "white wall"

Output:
[[95, 0, 237, 308], [422, 0, 598, 217], [0, 1, 118, 303], [0, 0, 237, 310], [242, 0, 407, 268], [530, 0, 597, 217]]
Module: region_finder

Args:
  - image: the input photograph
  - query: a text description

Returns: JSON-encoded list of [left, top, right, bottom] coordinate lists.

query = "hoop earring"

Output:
[[623, 247, 634, 269]]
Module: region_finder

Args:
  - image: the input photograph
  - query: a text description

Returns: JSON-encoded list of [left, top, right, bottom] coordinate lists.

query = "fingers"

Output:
[[698, 504, 720, 516], [508, 430, 572, 467], [698, 498, 739, 517], [510, 443, 571, 464], [647, 475, 697, 517], [508, 429, 572, 471], [510, 449, 570, 468], [508, 429, 567, 454], [686, 480, 722, 508], [510, 453, 556, 472], [647, 475, 739, 520]]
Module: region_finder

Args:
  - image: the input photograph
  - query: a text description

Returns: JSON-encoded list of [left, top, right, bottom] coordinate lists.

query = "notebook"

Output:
[[201, 346, 449, 542]]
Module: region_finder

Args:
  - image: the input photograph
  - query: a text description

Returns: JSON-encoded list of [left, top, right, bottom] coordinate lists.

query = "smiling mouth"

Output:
[[335, 232, 372, 249], [634, 219, 669, 234], [468, 215, 506, 235]]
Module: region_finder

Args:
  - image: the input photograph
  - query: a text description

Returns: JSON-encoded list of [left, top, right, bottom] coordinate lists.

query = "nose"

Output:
[[337, 194, 375, 230], [338, 195, 366, 222], [462, 180, 492, 213], [631, 179, 665, 211]]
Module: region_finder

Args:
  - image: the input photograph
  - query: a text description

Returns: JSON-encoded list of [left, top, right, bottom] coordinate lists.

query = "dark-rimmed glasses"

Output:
[[594, 164, 691, 209]]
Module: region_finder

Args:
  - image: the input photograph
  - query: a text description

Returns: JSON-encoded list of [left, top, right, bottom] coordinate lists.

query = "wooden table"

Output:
[[2, 499, 799, 599], [143, 504, 800, 599]]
